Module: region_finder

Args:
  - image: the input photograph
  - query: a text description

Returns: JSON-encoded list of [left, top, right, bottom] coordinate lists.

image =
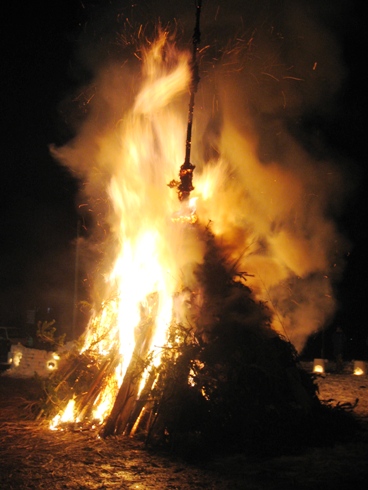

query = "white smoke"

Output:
[[51, 0, 354, 351]]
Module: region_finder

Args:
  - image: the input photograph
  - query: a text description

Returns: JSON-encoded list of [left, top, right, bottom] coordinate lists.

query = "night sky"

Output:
[[1, 1, 367, 356]]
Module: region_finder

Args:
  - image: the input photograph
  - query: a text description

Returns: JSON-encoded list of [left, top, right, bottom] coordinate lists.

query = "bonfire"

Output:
[[41, 2, 356, 457]]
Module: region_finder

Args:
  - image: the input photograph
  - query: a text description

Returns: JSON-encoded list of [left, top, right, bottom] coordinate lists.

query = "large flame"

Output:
[[51, 34, 199, 427], [51, 21, 349, 427]]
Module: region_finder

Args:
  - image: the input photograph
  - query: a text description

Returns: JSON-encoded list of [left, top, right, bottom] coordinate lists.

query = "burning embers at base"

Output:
[[49, 289, 173, 434]]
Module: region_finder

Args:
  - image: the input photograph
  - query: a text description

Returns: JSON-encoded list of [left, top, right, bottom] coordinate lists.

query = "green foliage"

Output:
[[36, 320, 65, 349], [145, 229, 324, 458]]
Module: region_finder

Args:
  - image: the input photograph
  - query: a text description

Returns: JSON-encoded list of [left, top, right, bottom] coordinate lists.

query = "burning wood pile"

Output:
[[41, 3, 359, 457], [42, 229, 326, 455]]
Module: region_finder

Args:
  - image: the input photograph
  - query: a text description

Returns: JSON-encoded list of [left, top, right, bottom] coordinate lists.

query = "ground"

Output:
[[1, 366, 368, 489]]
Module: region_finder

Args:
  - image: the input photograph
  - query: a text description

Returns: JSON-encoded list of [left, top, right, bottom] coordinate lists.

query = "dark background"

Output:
[[1, 1, 367, 357]]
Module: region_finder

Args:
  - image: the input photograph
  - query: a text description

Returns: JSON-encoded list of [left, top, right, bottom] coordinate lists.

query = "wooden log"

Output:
[[123, 370, 157, 436], [99, 315, 157, 437], [99, 367, 136, 437], [76, 352, 118, 420]]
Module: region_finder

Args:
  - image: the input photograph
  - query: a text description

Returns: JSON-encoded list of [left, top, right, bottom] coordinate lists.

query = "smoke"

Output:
[[191, 0, 352, 349], [51, 0, 353, 351]]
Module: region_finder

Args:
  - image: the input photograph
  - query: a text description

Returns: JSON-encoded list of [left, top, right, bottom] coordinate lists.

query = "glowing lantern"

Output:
[[12, 350, 22, 367], [313, 358, 325, 374], [47, 353, 60, 370], [353, 360, 367, 376]]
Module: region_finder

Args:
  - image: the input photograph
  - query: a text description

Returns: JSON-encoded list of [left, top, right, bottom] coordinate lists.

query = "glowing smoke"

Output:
[[51, 0, 352, 351]]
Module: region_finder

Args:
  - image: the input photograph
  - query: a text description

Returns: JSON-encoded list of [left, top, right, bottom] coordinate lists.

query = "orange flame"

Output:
[[51, 33, 196, 428], [50, 22, 349, 427]]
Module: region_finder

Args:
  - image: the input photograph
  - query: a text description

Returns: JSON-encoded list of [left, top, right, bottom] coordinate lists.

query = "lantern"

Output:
[[313, 358, 325, 374], [353, 360, 367, 376]]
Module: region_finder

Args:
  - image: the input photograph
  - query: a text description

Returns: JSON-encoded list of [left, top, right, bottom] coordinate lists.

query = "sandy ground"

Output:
[[302, 361, 368, 422], [316, 373, 368, 421], [1, 365, 368, 489]]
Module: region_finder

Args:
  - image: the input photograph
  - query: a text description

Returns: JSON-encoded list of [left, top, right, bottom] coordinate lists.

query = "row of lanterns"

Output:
[[313, 359, 367, 375]]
